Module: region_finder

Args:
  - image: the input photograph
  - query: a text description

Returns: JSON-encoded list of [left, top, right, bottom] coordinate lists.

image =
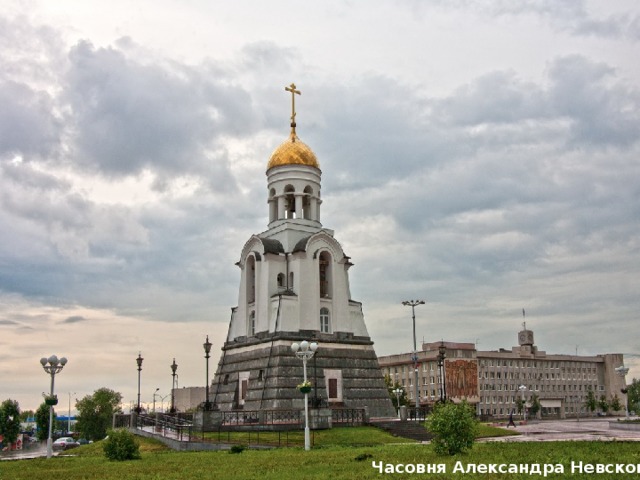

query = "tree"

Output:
[[599, 394, 610, 415], [76, 388, 123, 441], [0, 399, 21, 445], [627, 378, 640, 414], [35, 403, 53, 441], [515, 397, 525, 418], [610, 394, 622, 413], [19, 410, 34, 423], [384, 374, 408, 409], [427, 400, 478, 455], [585, 388, 597, 416], [529, 393, 541, 418]]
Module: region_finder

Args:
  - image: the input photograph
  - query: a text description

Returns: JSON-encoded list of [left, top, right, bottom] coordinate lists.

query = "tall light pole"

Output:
[[615, 365, 630, 418], [203, 335, 212, 410], [136, 353, 143, 413], [153, 388, 160, 413], [170, 358, 178, 413], [292, 340, 318, 451], [402, 300, 425, 409], [519, 385, 527, 422], [40, 355, 68, 459], [68, 391, 76, 434], [393, 387, 403, 418], [437, 341, 447, 402]]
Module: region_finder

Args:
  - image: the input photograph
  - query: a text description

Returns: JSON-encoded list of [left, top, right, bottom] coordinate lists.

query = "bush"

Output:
[[426, 400, 478, 455], [103, 429, 141, 461], [229, 444, 246, 454]]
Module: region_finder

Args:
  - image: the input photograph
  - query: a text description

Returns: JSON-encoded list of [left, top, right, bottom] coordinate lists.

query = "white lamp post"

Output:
[[291, 340, 318, 451], [402, 300, 425, 409], [615, 365, 630, 418], [393, 388, 403, 418], [40, 355, 68, 459], [518, 385, 527, 422], [68, 391, 76, 434]]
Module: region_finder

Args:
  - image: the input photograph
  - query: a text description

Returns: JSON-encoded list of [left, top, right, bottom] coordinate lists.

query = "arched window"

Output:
[[319, 251, 332, 298], [277, 273, 285, 290], [269, 188, 277, 223], [289, 272, 294, 292], [284, 185, 296, 219], [303, 185, 313, 219], [320, 308, 330, 333], [248, 310, 255, 336], [246, 256, 256, 304]]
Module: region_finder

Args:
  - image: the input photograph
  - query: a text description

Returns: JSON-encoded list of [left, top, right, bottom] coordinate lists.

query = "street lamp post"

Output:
[[291, 340, 318, 451], [40, 355, 68, 459], [392, 388, 403, 418], [68, 391, 75, 434], [153, 388, 160, 413], [519, 385, 527, 422], [437, 341, 447, 402], [615, 365, 630, 418], [170, 358, 178, 413], [402, 300, 425, 409], [136, 353, 144, 413], [203, 335, 212, 410]]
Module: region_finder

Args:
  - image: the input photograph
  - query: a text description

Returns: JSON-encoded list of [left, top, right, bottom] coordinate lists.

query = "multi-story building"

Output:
[[378, 326, 627, 419]]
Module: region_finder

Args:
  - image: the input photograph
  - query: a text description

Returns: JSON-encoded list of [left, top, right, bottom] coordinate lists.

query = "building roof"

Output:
[[267, 129, 319, 171]]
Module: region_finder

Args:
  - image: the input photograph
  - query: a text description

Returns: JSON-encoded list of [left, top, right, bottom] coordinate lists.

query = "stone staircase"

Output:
[[372, 420, 433, 442]]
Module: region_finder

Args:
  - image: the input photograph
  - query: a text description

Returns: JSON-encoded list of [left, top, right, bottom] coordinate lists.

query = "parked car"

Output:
[[52, 437, 80, 451]]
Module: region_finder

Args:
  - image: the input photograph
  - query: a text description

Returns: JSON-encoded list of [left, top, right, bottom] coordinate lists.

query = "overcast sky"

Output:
[[2, 0, 639, 412]]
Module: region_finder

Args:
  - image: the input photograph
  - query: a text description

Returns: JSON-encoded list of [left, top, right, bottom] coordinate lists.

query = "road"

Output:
[[482, 418, 640, 442]]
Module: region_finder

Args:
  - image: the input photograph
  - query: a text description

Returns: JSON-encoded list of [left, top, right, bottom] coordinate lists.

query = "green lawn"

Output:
[[3, 434, 640, 479]]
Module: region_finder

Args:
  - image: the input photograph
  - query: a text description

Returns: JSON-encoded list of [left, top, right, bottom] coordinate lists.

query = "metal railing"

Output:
[[117, 406, 367, 447], [331, 408, 366, 425], [218, 409, 303, 428], [407, 407, 430, 422]]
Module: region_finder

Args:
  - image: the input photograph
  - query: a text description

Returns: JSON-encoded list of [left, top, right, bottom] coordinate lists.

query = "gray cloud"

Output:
[[61, 315, 87, 324]]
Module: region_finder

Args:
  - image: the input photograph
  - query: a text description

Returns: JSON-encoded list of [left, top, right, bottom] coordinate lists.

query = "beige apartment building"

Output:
[[378, 327, 627, 419]]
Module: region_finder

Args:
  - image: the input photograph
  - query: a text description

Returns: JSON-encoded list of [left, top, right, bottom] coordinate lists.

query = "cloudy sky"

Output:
[[2, 0, 639, 412]]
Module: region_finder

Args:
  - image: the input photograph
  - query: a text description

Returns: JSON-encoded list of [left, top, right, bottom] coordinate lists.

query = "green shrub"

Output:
[[426, 400, 478, 455], [103, 429, 141, 461], [229, 444, 246, 454]]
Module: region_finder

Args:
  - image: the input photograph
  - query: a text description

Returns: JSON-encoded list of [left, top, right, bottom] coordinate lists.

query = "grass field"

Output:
[[2, 427, 639, 479]]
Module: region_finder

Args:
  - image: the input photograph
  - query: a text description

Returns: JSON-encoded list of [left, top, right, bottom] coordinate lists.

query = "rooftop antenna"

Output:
[[522, 308, 526, 331]]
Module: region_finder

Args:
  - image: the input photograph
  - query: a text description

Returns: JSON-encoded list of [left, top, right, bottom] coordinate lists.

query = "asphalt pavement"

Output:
[[481, 417, 640, 442]]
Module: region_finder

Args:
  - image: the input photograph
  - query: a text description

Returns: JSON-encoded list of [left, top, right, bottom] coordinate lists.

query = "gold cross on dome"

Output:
[[285, 83, 301, 124]]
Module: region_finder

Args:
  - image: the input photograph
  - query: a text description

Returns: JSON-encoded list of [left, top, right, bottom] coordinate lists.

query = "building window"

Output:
[[248, 310, 255, 336], [246, 255, 256, 304], [320, 308, 330, 333], [319, 251, 332, 298]]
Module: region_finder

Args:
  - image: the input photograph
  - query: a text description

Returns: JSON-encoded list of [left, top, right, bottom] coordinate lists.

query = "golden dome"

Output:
[[267, 129, 320, 171]]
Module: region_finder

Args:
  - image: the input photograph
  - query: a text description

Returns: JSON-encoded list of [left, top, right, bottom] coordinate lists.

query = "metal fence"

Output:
[[331, 408, 367, 425], [116, 407, 367, 448]]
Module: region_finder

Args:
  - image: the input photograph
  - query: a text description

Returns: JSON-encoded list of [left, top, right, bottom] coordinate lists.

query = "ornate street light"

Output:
[[153, 387, 160, 413], [402, 300, 425, 409], [437, 341, 447, 402], [615, 365, 630, 418], [136, 353, 143, 413], [170, 358, 178, 413], [291, 340, 318, 451], [40, 355, 68, 459], [203, 335, 212, 410], [518, 385, 527, 422], [392, 387, 403, 418]]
